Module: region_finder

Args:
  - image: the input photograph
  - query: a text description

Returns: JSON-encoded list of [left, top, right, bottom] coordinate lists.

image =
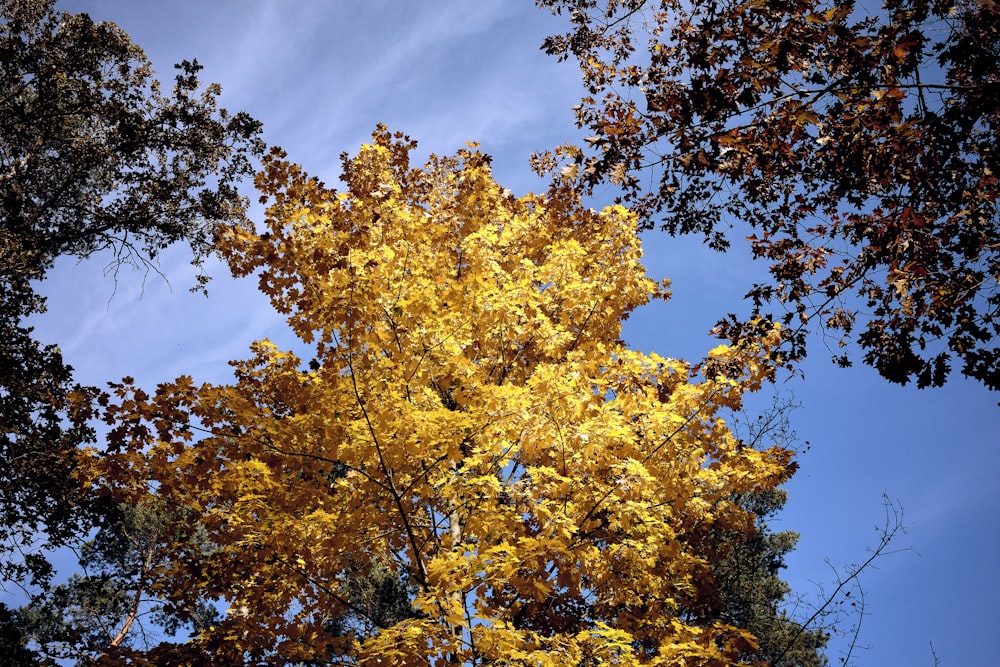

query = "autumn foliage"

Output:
[[537, 0, 999, 390], [83, 129, 796, 664]]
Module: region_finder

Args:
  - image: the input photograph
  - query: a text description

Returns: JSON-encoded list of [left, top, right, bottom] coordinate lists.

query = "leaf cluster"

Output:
[[1, 0, 264, 283], [537, 0, 999, 390]]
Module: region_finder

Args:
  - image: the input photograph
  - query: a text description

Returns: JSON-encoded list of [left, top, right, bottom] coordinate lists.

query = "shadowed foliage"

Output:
[[537, 0, 999, 391], [0, 0, 263, 585]]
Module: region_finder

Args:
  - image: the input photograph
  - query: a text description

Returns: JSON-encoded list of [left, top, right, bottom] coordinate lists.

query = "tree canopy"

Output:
[[78, 128, 799, 664], [536, 0, 999, 390], [1, 0, 263, 284], [0, 0, 263, 583]]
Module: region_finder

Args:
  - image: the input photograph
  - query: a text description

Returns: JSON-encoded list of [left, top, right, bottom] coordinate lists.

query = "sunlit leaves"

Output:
[[86, 128, 794, 664]]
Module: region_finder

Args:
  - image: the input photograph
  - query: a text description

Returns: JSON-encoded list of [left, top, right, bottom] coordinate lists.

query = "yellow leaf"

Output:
[[90, 127, 792, 665]]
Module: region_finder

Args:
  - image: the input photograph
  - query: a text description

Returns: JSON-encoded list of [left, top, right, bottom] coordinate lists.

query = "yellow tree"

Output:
[[84, 127, 796, 665]]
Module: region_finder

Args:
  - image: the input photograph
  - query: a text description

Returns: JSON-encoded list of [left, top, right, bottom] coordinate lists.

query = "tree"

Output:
[[1, 0, 263, 283], [0, 602, 38, 666], [0, 0, 264, 583], [0, 279, 98, 584], [13, 500, 221, 666], [705, 488, 827, 667], [535, 0, 999, 390], [81, 127, 798, 664], [702, 396, 828, 667]]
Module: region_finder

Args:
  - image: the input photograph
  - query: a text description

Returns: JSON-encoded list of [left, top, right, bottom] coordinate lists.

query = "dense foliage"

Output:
[[77, 129, 798, 664]]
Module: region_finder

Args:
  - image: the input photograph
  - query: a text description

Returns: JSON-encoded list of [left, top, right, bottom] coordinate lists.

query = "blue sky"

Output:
[[25, 2, 999, 664]]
